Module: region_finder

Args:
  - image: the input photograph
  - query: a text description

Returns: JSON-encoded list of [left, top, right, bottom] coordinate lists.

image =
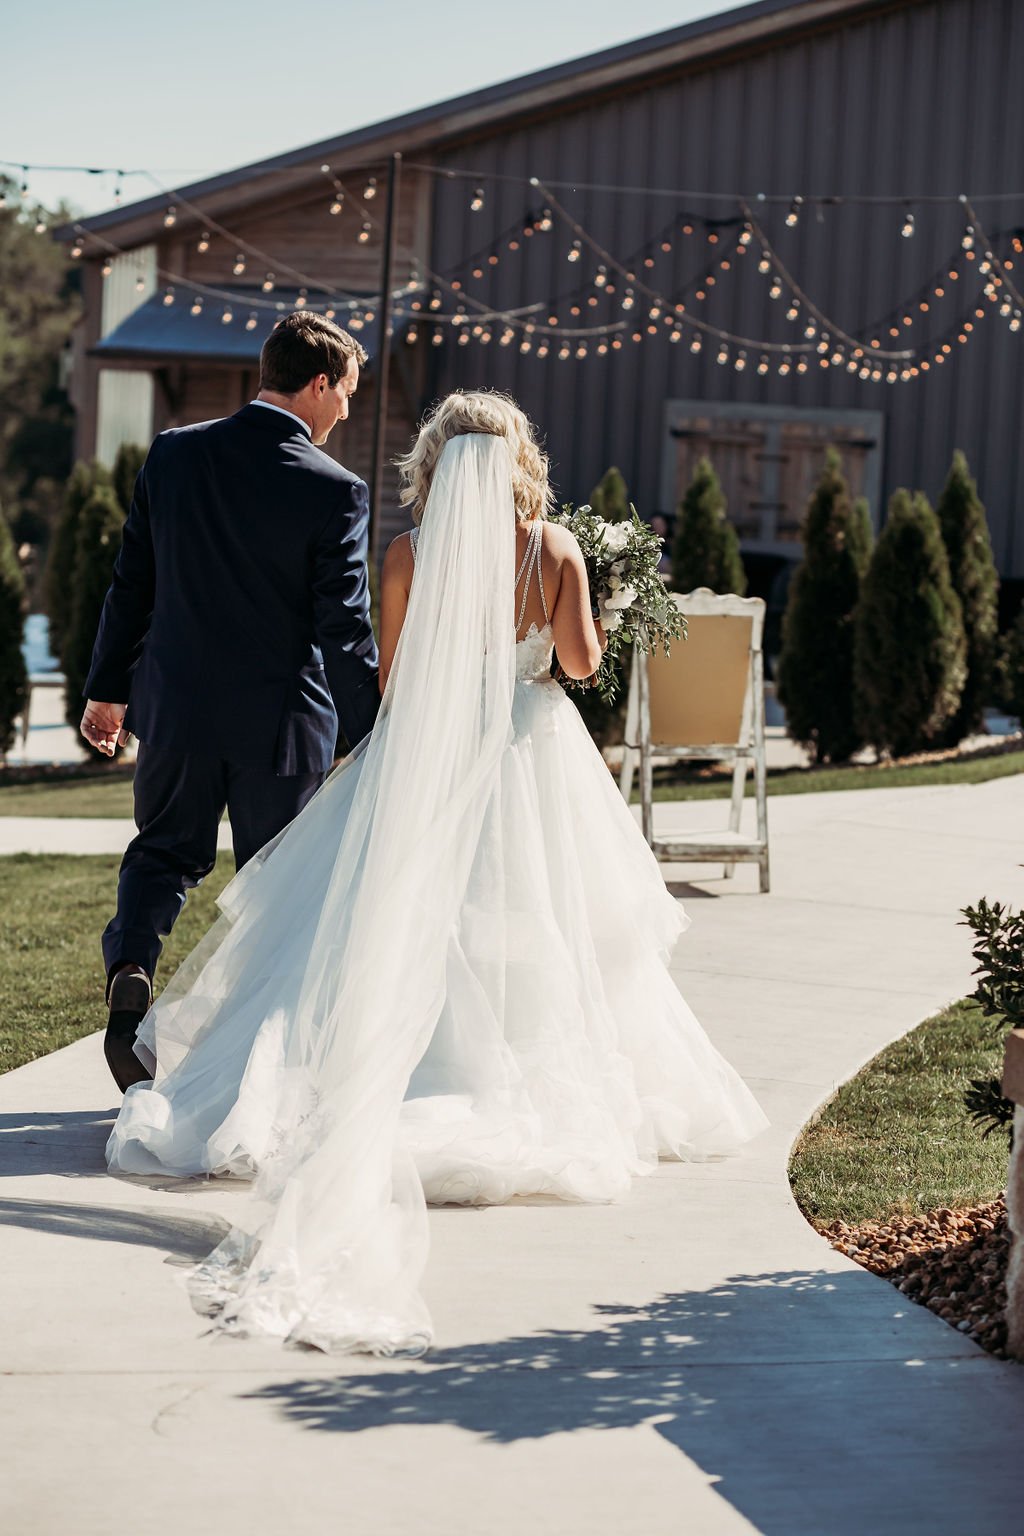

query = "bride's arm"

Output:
[[378, 532, 415, 693], [549, 528, 607, 679]]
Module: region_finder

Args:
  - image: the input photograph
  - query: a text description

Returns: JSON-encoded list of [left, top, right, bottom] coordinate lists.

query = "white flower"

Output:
[[599, 607, 623, 632], [604, 584, 638, 610], [606, 574, 622, 592], [601, 521, 631, 555]]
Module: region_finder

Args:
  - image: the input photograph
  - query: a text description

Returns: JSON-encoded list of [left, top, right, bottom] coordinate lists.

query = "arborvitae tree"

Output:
[[62, 483, 125, 748], [112, 442, 147, 515], [853, 489, 967, 758], [589, 466, 630, 523], [997, 607, 1024, 727], [46, 460, 113, 657], [0, 505, 28, 758], [934, 450, 999, 744], [777, 450, 874, 763], [671, 456, 747, 596]]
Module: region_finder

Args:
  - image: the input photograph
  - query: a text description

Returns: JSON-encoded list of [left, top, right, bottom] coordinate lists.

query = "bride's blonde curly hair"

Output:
[[396, 390, 554, 525]]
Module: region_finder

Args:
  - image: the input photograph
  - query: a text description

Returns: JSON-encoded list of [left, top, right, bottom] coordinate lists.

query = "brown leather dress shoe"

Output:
[[104, 965, 155, 1092]]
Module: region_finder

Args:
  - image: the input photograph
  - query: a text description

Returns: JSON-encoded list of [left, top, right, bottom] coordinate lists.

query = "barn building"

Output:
[[57, 0, 1024, 612]]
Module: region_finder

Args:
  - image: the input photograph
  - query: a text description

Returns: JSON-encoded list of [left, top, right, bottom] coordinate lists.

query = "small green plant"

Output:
[[776, 447, 873, 764], [934, 451, 999, 746], [589, 466, 630, 524], [671, 457, 747, 597], [959, 897, 1024, 1141]]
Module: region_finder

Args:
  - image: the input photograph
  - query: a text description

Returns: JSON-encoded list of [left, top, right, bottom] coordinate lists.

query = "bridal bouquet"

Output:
[[551, 503, 686, 703]]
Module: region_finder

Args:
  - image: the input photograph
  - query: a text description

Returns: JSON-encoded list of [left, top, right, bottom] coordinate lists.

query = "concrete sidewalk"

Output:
[[2, 779, 1024, 1535]]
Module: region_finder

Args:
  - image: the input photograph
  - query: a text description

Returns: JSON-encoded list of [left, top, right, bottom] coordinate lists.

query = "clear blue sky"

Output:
[[3, 0, 752, 215]]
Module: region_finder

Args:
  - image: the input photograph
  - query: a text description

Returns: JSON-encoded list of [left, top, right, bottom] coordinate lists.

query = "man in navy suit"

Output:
[[80, 311, 380, 1091]]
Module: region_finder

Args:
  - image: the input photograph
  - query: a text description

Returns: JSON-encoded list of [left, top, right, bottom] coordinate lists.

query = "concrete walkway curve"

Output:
[[2, 778, 1024, 1535]]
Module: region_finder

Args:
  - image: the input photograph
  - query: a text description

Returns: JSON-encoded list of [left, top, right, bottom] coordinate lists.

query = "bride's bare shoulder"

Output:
[[384, 529, 416, 570], [382, 529, 416, 591], [537, 519, 578, 561]]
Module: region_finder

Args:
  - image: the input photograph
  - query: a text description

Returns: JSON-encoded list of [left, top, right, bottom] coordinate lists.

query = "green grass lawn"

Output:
[[0, 853, 234, 1074], [1, 745, 1022, 818], [789, 998, 1007, 1227], [638, 746, 1024, 802], [0, 774, 137, 818]]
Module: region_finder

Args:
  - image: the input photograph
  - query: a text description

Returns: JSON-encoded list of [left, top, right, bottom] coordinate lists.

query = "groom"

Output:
[[80, 311, 380, 1092]]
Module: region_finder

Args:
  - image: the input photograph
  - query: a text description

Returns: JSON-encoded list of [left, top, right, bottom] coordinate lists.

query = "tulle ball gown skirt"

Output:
[[107, 668, 767, 1350]]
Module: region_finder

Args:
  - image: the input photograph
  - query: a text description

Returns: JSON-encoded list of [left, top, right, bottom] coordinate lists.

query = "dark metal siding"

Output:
[[425, 0, 1024, 575]]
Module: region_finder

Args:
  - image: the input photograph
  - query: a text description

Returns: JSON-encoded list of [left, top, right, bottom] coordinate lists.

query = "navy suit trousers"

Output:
[[102, 742, 322, 994]]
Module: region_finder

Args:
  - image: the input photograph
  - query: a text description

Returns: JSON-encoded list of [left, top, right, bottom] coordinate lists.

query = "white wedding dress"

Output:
[[107, 433, 767, 1355]]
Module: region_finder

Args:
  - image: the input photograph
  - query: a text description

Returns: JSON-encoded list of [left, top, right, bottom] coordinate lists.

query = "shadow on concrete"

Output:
[[242, 1272, 1021, 1535], [0, 1108, 115, 1177], [0, 1196, 228, 1261]]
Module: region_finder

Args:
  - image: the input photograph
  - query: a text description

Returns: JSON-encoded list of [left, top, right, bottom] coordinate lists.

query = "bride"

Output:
[[107, 390, 767, 1355]]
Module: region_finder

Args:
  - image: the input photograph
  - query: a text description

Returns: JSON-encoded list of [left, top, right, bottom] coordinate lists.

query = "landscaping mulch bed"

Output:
[[823, 1196, 1013, 1359]]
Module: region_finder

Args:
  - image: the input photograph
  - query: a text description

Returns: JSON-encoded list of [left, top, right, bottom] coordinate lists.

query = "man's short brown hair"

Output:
[[259, 311, 369, 394]]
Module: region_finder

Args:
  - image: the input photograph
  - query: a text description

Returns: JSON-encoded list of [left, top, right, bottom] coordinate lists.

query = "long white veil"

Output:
[[186, 431, 517, 1353]]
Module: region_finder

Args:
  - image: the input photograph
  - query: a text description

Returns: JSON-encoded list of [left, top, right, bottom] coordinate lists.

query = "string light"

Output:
[[470, 187, 485, 212], [221, 306, 233, 325], [196, 231, 210, 253], [190, 297, 203, 315], [233, 253, 246, 276], [100, 258, 112, 277], [785, 197, 803, 228], [358, 220, 371, 243], [162, 286, 175, 306], [245, 312, 258, 331], [567, 239, 582, 262], [901, 207, 916, 238], [262, 273, 275, 292], [163, 205, 177, 228]]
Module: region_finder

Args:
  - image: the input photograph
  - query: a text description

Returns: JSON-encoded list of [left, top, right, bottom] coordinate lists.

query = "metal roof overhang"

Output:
[[55, 0, 896, 248], [90, 289, 382, 368]]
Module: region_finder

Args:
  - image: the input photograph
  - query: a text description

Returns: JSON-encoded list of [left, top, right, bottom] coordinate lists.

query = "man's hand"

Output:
[[80, 700, 130, 757]]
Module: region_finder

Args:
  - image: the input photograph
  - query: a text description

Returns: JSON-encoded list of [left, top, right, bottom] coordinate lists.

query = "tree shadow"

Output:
[[0, 1195, 228, 1263], [242, 1270, 1022, 1534]]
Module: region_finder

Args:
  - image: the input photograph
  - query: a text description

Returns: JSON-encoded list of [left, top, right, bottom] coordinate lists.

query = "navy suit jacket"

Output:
[[84, 404, 380, 775]]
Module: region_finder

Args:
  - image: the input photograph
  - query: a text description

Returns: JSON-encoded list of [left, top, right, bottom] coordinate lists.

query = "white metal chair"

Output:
[[619, 588, 770, 892]]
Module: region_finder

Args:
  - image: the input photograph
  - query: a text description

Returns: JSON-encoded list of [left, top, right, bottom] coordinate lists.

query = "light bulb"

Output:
[[233, 254, 246, 275], [901, 208, 915, 238], [163, 205, 177, 227], [221, 308, 233, 325], [262, 274, 274, 292], [330, 199, 343, 216], [190, 298, 203, 315], [470, 187, 484, 212], [101, 260, 112, 277], [785, 197, 802, 227], [245, 312, 258, 331], [363, 177, 377, 200], [358, 222, 371, 243], [162, 287, 175, 306], [197, 231, 210, 253], [567, 240, 582, 263]]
